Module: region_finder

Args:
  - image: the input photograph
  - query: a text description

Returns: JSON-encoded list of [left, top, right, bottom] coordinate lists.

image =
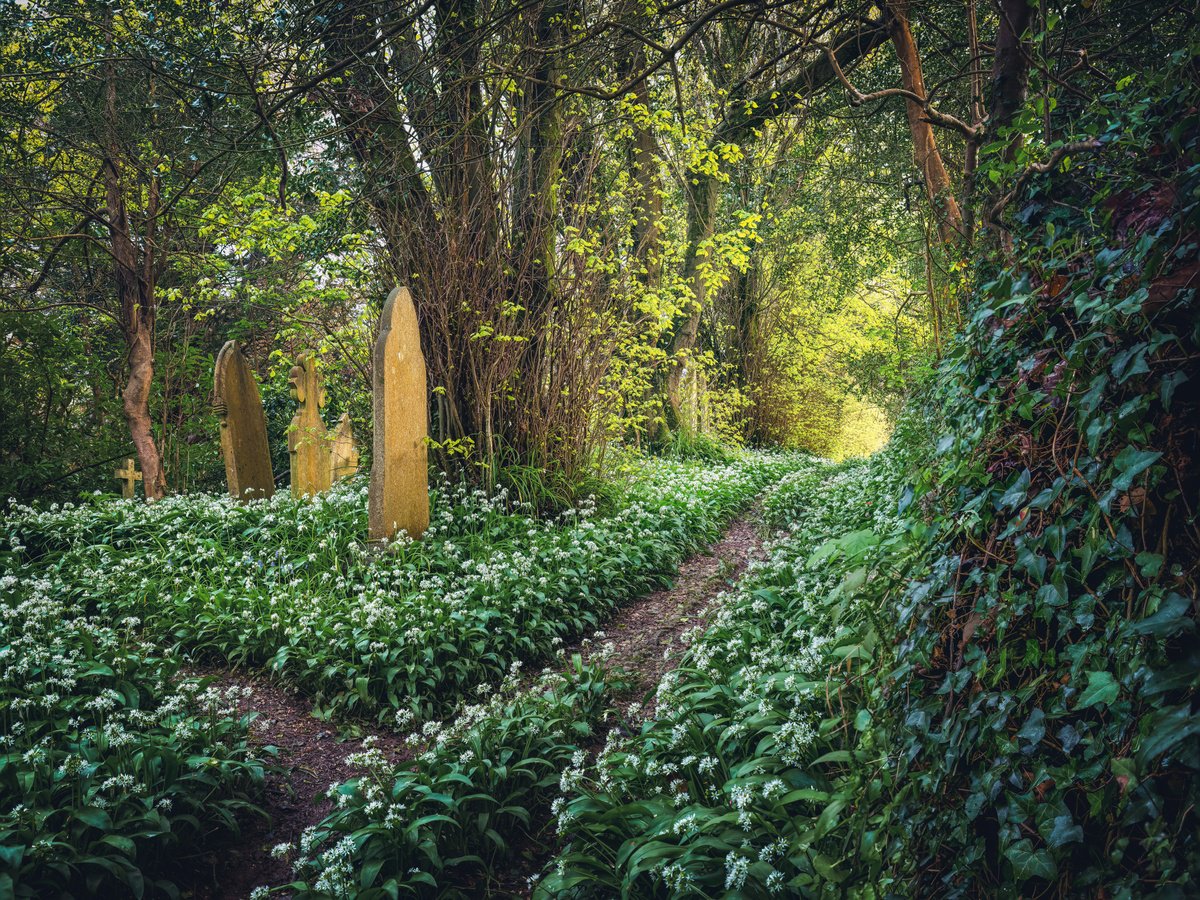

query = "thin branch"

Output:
[[821, 40, 981, 140], [987, 138, 1104, 227]]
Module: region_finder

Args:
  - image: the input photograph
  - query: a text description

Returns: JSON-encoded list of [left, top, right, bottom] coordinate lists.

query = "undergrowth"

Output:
[[0, 578, 267, 897]]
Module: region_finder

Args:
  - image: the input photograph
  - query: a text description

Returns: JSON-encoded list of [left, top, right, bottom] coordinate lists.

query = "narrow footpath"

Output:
[[187, 509, 768, 899], [489, 509, 769, 896], [186, 670, 406, 899], [566, 509, 767, 699]]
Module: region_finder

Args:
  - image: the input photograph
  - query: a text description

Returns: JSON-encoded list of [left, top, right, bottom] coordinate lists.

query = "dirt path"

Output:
[[185, 510, 767, 899], [567, 509, 767, 700], [487, 509, 769, 896], [183, 670, 405, 899]]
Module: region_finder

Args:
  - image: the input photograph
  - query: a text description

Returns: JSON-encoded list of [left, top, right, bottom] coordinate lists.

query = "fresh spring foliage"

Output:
[[540, 57, 1200, 898], [0, 575, 267, 897], [540, 443, 913, 896]]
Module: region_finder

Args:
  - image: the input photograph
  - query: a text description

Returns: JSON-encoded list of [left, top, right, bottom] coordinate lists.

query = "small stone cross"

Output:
[[113, 458, 142, 498]]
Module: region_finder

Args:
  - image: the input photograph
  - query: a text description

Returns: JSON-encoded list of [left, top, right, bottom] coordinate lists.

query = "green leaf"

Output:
[[1047, 814, 1083, 848], [1004, 838, 1057, 881], [1136, 704, 1200, 766], [73, 807, 112, 830], [1112, 448, 1161, 491], [1129, 592, 1194, 637], [0, 845, 24, 870], [98, 834, 136, 857], [1076, 670, 1119, 709]]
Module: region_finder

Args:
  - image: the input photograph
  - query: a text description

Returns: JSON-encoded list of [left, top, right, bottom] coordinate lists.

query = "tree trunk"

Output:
[[960, 0, 986, 241], [984, 0, 1036, 246], [122, 326, 164, 498], [990, 0, 1036, 151], [667, 169, 721, 431], [104, 52, 166, 499], [886, 0, 964, 244], [629, 67, 663, 289]]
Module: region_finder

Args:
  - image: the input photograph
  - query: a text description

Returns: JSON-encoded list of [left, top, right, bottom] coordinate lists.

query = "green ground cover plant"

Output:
[[539, 56, 1200, 899], [540, 441, 914, 897], [283, 655, 623, 898], [0, 573, 267, 898], [2, 452, 803, 896], [3, 454, 801, 728]]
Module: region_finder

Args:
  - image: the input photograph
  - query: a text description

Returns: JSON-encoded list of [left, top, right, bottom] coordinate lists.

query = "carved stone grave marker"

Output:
[[330, 413, 360, 482], [369, 286, 429, 541], [288, 354, 331, 496], [213, 340, 275, 501], [113, 458, 142, 499]]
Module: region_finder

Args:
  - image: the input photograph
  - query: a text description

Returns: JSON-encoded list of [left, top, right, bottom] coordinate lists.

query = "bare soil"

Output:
[[568, 510, 766, 702], [489, 510, 769, 896]]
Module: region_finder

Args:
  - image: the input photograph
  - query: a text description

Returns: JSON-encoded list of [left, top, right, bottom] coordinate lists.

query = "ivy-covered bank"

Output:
[[861, 62, 1200, 896], [543, 60, 1199, 897]]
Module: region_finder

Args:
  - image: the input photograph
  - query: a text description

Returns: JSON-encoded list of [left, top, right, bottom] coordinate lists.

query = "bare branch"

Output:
[[821, 39, 981, 140]]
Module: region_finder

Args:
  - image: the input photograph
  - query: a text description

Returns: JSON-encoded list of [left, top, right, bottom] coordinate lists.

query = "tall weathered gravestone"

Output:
[[212, 340, 275, 501], [288, 354, 331, 496], [369, 286, 430, 541], [330, 413, 360, 482]]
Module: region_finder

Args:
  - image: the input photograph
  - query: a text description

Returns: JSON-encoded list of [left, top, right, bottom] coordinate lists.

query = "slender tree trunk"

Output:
[[625, 50, 666, 442], [667, 170, 720, 431], [629, 67, 662, 289], [990, 0, 1036, 151], [886, 0, 964, 244], [104, 52, 166, 499], [984, 0, 1036, 247], [513, 0, 566, 315], [961, 0, 986, 241]]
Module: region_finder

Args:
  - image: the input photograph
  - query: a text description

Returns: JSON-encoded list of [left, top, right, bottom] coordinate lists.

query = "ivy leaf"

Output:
[[1134, 551, 1164, 577], [1112, 447, 1161, 491], [999, 469, 1032, 510], [1076, 670, 1119, 709], [1047, 814, 1083, 848], [1129, 592, 1194, 637], [1136, 703, 1200, 766], [1005, 838, 1057, 881], [1057, 723, 1082, 754], [1017, 708, 1046, 745]]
